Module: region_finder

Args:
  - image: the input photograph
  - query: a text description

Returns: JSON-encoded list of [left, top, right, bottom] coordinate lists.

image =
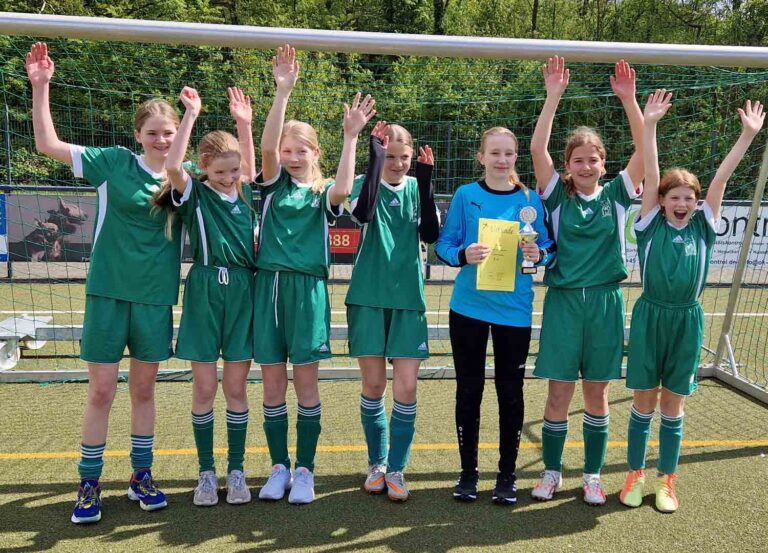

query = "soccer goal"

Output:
[[0, 12, 766, 404]]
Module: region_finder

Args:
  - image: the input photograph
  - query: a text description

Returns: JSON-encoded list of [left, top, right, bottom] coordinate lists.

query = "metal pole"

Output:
[[2, 12, 768, 67], [713, 136, 768, 368]]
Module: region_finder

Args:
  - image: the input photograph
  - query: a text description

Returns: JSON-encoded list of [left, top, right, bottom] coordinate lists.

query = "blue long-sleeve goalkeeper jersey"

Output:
[[435, 180, 554, 327]]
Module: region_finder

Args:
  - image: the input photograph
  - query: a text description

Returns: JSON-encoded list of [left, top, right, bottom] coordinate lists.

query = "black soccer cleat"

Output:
[[492, 472, 518, 505], [453, 470, 479, 502]]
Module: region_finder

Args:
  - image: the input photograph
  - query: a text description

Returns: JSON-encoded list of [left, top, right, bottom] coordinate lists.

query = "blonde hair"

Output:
[[134, 98, 179, 132], [282, 120, 329, 194], [563, 126, 607, 197], [387, 124, 414, 149], [659, 168, 701, 200], [479, 127, 528, 198], [153, 130, 249, 239]]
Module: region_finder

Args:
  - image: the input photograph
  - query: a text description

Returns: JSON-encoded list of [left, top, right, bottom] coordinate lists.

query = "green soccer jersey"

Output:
[[255, 167, 342, 278], [346, 175, 426, 311], [71, 145, 182, 305], [634, 203, 718, 304], [172, 176, 256, 270], [541, 170, 640, 289]]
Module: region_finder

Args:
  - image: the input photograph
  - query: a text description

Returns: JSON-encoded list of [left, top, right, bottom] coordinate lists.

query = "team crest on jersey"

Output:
[[231, 205, 242, 215], [601, 200, 611, 217], [389, 197, 401, 207], [311, 195, 321, 208]]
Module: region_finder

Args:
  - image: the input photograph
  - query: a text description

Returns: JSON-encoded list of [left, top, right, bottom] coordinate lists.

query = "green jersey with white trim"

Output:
[[172, 177, 256, 269], [634, 204, 717, 304], [70, 145, 182, 305], [541, 171, 640, 289], [346, 175, 425, 311], [255, 167, 342, 278]]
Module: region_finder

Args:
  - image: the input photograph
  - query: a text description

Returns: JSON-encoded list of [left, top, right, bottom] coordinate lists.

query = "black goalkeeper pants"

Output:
[[449, 309, 531, 476]]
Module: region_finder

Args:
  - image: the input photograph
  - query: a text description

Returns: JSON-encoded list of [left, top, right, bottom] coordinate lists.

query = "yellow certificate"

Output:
[[476, 218, 519, 292]]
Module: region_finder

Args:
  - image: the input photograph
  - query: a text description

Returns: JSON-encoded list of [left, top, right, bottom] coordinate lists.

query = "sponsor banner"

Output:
[[0, 194, 7, 262], [329, 227, 360, 255]]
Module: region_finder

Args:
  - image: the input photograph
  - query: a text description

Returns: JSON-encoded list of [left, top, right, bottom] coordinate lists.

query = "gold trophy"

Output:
[[519, 206, 539, 275]]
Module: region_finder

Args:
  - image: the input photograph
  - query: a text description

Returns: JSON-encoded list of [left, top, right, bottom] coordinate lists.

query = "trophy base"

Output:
[[521, 266, 538, 275]]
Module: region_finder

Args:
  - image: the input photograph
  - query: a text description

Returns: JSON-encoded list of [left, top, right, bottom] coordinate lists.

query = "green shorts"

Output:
[[534, 284, 625, 382], [347, 305, 429, 359], [80, 294, 173, 364], [253, 270, 332, 365], [626, 295, 704, 396], [176, 265, 254, 363]]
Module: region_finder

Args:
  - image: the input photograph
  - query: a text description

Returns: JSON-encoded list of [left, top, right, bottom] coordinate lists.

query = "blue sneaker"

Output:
[[71, 479, 102, 524], [127, 469, 167, 511]]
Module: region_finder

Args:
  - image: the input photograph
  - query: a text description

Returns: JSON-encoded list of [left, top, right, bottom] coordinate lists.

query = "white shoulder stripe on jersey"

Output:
[[325, 184, 344, 217], [550, 205, 561, 242], [641, 237, 653, 295], [172, 175, 194, 207], [615, 201, 627, 263], [701, 201, 720, 232], [93, 181, 108, 249], [195, 206, 209, 266], [70, 145, 86, 179], [696, 236, 707, 298], [634, 204, 660, 232], [540, 171, 559, 200], [257, 166, 283, 187], [620, 169, 642, 199]]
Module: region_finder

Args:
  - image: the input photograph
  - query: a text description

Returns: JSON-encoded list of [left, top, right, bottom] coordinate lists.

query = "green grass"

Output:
[[0, 379, 766, 552]]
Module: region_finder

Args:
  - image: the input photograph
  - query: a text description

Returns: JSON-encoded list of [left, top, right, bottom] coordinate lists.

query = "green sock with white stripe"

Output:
[[192, 410, 215, 473], [542, 418, 568, 472], [658, 413, 684, 475], [360, 394, 387, 466], [296, 403, 322, 472], [130, 434, 154, 473], [263, 403, 290, 468], [583, 412, 610, 474], [78, 443, 105, 480], [388, 400, 417, 472], [627, 405, 654, 471], [226, 409, 249, 473]]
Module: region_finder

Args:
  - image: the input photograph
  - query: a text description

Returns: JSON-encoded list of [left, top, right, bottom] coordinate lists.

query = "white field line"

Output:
[[3, 310, 768, 317]]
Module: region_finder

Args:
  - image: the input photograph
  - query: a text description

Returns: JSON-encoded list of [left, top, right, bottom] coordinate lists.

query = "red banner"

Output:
[[329, 227, 360, 254]]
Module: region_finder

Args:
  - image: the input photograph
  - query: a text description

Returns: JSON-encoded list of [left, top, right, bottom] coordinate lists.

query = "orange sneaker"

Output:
[[619, 469, 646, 508]]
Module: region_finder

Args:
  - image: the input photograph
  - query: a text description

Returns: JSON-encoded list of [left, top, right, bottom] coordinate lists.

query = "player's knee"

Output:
[[195, 379, 218, 405], [222, 381, 247, 405], [362, 380, 387, 399], [130, 381, 156, 404], [88, 382, 117, 410]]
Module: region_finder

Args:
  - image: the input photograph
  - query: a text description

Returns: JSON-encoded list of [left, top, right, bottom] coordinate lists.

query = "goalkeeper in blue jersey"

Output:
[[26, 42, 182, 524], [436, 127, 554, 505], [620, 90, 764, 513], [346, 121, 440, 502]]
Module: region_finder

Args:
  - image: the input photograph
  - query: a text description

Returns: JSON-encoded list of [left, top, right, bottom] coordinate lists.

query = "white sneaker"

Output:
[[258, 464, 292, 501], [583, 473, 607, 506], [364, 464, 387, 494], [288, 467, 315, 505], [531, 470, 563, 501], [226, 470, 252, 504], [193, 470, 219, 506]]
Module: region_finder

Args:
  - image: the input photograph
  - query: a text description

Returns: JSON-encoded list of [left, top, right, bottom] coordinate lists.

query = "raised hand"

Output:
[[343, 93, 376, 139], [228, 86, 252, 125], [179, 86, 201, 116], [25, 42, 54, 87], [418, 145, 434, 166], [738, 100, 765, 137], [643, 88, 673, 123], [371, 120, 390, 149], [543, 56, 569, 97], [610, 59, 637, 102], [272, 44, 300, 92]]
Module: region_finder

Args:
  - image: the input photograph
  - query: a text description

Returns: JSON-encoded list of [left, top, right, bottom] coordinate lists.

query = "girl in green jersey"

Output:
[[26, 42, 181, 524]]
